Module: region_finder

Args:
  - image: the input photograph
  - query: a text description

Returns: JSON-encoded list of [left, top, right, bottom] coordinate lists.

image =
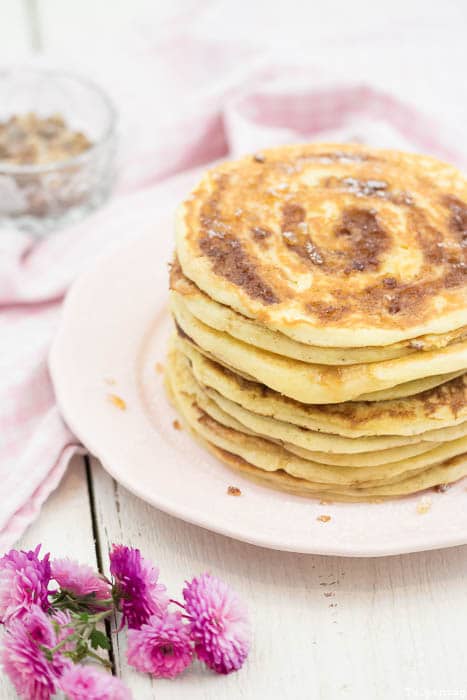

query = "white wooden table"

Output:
[[3, 455, 467, 699], [2, 2, 467, 698]]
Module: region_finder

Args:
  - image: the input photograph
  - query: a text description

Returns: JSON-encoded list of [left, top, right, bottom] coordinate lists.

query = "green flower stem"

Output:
[[44, 633, 78, 657], [85, 649, 112, 669], [45, 608, 115, 660], [51, 591, 114, 614], [72, 609, 114, 626]]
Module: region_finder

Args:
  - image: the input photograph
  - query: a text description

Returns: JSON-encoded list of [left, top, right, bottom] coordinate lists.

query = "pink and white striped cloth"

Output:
[[1, 39, 465, 551]]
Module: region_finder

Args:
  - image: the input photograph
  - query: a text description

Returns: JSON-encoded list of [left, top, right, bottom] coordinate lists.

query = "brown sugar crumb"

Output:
[[435, 483, 450, 493], [108, 394, 126, 410], [416, 496, 432, 514], [317, 514, 331, 523], [227, 486, 242, 496], [172, 419, 182, 430], [155, 362, 164, 374], [323, 592, 335, 598], [0, 112, 92, 165]]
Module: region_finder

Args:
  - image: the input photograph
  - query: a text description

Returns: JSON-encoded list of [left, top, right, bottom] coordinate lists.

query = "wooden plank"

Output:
[[0, 457, 100, 699], [90, 457, 467, 699]]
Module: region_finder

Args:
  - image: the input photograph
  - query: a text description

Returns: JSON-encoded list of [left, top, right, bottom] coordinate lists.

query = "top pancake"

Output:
[[176, 143, 467, 347]]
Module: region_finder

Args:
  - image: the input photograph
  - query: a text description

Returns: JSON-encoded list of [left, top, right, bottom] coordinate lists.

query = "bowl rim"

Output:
[[0, 67, 117, 175]]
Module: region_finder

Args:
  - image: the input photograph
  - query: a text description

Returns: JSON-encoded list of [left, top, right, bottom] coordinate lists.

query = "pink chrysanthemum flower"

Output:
[[127, 610, 193, 679], [51, 558, 111, 602], [0, 545, 51, 623], [51, 609, 75, 652], [109, 545, 168, 629], [0, 605, 68, 700], [21, 605, 55, 646], [59, 665, 131, 700], [183, 573, 250, 674]]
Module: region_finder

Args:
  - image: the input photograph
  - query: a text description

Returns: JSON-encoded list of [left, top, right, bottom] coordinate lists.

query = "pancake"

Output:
[[166, 357, 467, 500], [179, 325, 464, 402], [356, 372, 465, 401], [171, 339, 467, 459], [185, 367, 451, 467], [168, 142, 467, 502], [191, 387, 442, 466], [175, 336, 467, 440], [200, 442, 467, 502], [171, 295, 467, 404], [174, 313, 464, 403], [282, 442, 439, 467], [171, 261, 467, 365], [176, 143, 467, 348], [206, 385, 467, 449]]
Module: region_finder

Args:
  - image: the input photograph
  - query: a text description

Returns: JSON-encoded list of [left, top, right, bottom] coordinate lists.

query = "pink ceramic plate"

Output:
[[50, 230, 467, 557]]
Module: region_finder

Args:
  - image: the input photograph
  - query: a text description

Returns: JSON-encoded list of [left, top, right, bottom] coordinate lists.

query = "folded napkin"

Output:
[[0, 36, 464, 551]]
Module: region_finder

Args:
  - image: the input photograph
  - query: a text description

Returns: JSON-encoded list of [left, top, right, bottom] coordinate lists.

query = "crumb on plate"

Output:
[[317, 514, 331, 523], [227, 486, 242, 496], [155, 362, 164, 374], [172, 419, 182, 430], [108, 394, 126, 410], [417, 496, 432, 514]]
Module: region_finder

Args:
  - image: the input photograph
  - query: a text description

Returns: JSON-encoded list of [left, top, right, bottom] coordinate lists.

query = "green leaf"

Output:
[[75, 639, 89, 662], [90, 629, 110, 651]]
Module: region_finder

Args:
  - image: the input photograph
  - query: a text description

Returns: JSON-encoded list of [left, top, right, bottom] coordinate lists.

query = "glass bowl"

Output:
[[0, 68, 117, 236]]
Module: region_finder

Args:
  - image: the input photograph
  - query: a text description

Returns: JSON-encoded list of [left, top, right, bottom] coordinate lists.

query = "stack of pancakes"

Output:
[[165, 143, 467, 501]]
